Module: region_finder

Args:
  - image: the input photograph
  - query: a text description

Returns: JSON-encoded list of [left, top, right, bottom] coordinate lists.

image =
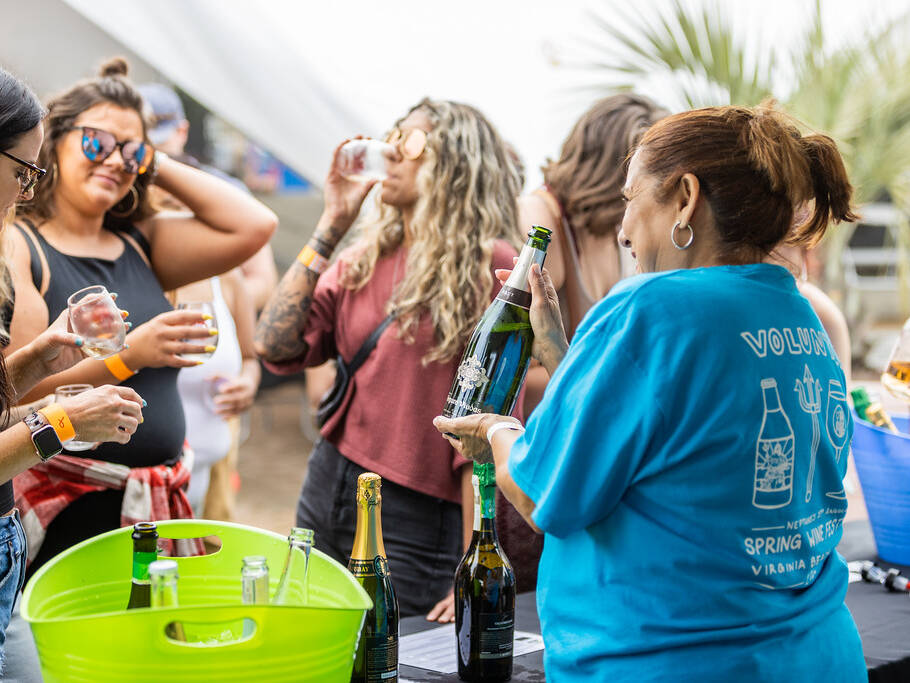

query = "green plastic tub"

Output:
[[22, 520, 371, 682]]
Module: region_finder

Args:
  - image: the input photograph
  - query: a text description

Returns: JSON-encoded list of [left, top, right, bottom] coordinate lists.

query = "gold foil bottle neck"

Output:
[[357, 472, 382, 505]]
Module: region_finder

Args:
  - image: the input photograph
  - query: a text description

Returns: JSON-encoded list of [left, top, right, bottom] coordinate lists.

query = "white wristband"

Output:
[[485, 421, 525, 444]]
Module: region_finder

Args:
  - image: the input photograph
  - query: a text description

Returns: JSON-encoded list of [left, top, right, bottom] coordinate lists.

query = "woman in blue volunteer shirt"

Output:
[[435, 104, 866, 682]]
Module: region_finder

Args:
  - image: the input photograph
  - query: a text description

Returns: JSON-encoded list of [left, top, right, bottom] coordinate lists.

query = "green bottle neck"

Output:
[[474, 463, 496, 521]]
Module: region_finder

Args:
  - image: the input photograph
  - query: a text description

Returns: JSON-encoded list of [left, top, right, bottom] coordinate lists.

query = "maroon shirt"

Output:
[[266, 240, 520, 503]]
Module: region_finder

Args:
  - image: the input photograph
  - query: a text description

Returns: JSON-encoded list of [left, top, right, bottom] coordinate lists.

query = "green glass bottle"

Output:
[[455, 463, 516, 682], [126, 522, 158, 609], [349, 473, 399, 683], [443, 226, 551, 421], [149, 559, 187, 641], [850, 387, 871, 422]]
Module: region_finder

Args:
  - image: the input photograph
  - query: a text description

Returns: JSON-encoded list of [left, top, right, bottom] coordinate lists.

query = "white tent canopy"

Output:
[[3, 0, 907, 188]]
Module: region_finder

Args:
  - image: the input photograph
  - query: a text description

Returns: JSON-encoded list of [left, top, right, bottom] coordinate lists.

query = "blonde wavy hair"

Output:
[[342, 98, 523, 364]]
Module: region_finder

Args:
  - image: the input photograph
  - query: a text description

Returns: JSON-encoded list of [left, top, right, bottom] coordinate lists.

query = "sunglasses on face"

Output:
[[69, 126, 149, 175], [385, 127, 428, 160], [0, 150, 46, 199]]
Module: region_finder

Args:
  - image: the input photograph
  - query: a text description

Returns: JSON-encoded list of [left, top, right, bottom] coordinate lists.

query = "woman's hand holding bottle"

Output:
[[495, 261, 568, 375], [121, 310, 217, 370], [59, 385, 145, 444]]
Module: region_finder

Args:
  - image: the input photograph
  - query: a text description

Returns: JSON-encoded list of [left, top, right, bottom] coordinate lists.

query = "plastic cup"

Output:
[[54, 384, 99, 451], [337, 139, 393, 182]]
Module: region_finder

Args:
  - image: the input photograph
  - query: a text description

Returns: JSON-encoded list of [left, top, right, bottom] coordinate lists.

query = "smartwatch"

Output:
[[23, 412, 63, 462]]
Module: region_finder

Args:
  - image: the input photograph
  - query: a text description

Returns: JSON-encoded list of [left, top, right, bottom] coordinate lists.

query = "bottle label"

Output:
[[454, 356, 491, 392], [478, 611, 514, 659], [364, 634, 398, 681], [132, 550, 157, 583], [496, 285, 531, 310], [349, 557, 389, 578]]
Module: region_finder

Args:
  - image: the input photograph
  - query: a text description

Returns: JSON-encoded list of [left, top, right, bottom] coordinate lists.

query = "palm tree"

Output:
[[574, 0, 910, 306]]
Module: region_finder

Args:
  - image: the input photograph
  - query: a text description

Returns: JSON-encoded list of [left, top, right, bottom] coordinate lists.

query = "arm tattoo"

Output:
[[255, 262, 320, 363]]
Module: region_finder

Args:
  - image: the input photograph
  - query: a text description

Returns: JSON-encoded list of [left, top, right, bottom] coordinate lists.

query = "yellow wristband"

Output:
[[297, 245, 330, 274], [104, 353, 136, 381], [38, 403, 76, 442]]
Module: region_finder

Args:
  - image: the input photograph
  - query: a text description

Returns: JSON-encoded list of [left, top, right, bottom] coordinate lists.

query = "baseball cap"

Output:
[[137, 83, 186, 146]]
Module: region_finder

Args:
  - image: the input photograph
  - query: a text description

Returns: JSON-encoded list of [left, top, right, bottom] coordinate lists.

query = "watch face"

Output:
[[33, 426, 62, 459]]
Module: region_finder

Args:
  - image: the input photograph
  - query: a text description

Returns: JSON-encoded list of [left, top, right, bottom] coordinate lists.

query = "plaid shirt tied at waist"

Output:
[[14, 450, 203, 565]]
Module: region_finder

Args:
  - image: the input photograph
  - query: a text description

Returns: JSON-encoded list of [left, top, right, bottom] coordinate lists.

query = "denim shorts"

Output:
[[0, 510, 27, 673], [297, 439, 462, 617]]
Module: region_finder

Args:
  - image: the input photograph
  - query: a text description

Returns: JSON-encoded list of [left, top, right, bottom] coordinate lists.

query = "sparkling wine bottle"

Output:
[[126, 522, 158, 610], [443, 226, 551, 421], [454, 463, 516, 682], [349, 473, 399, 683]]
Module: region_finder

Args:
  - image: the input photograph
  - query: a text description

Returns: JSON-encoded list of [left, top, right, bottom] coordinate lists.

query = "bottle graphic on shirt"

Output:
[[443, 226, 551, 422], [753, 378, 795, 509]]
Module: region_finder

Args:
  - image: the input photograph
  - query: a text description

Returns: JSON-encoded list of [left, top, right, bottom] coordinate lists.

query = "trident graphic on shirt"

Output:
[[795, 365, 822, 503]]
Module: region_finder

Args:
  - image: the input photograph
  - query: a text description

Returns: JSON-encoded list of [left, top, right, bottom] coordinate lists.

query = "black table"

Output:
[[398, 580, 910, 682]]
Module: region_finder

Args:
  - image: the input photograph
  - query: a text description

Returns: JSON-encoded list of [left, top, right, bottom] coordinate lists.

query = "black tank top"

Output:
[[15, 221, 185, 468]]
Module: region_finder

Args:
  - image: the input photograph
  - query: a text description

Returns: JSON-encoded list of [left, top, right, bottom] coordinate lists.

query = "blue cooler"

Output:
[[851, 408, 910, 564]]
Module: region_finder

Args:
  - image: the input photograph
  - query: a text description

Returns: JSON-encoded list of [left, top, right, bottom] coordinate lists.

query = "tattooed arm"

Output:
[[254, 139, 377, 363], [254, 219, 346, 363]]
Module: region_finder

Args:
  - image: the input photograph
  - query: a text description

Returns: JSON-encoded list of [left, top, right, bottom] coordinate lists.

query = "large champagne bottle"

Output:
[[443, 226, 552, 420], [455, 463, 516, 682], [126, 522, 158, 609], [349, 473, 399, 683]]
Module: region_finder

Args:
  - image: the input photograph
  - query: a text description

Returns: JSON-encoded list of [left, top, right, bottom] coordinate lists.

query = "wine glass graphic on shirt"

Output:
[[824, 379, 849, 500]]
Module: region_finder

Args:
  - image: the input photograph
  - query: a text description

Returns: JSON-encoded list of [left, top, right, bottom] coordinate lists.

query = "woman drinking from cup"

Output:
[[256, 98, 523, 619], [7, 58, 276, 576], [435, 104, 865, 680]]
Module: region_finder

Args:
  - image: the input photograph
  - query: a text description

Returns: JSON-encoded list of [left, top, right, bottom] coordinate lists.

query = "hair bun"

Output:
[[99, 57, 129, 78]]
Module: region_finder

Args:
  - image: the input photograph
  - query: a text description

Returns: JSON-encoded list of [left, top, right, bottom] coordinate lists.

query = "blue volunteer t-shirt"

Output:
[[509, 264, 865, 682]]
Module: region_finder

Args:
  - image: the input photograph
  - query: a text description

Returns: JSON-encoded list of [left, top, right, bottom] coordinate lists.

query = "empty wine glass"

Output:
[[337, 139, 393, 182], [67, 285, 126, 360], [54, 384, 99, 451], [176, 301, 217, 363]]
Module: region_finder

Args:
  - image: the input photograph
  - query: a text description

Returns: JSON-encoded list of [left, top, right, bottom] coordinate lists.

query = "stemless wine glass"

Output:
[[337, 139, 393, 182], [176, 301, 217, 363], [882, 317, 910, 402], [54, 384, 99, 451], [67, 285, 127, 360]]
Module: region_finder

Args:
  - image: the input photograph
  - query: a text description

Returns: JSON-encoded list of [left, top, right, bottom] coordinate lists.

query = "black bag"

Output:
[[315, 313, 396, 427]]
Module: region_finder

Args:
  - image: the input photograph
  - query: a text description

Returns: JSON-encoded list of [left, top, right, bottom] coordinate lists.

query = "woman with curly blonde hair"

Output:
[[256, 98, 523, 619]]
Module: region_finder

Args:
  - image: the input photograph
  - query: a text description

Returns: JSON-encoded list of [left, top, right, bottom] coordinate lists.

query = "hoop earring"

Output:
[[109, 185, 139, 218], [671, 220, 694, 250]]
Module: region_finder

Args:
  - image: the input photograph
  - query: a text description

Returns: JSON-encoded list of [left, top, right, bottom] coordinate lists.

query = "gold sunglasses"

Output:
[[385, 128, 427, 160]]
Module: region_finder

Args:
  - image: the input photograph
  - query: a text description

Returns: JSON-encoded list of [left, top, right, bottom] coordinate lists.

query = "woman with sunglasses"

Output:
[[256, 99, 523, 620], [7, 58, 276, 577], [0, 66, 149, 665]]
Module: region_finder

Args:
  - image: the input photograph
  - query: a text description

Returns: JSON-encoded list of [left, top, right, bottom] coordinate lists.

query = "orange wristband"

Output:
[[297, 245, 330, 274], [38, 403, 76, 442], [104, 353, 136, 381]]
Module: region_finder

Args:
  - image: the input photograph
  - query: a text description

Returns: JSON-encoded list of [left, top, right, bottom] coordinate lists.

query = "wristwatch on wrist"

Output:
[[23, 412, 63, 462]]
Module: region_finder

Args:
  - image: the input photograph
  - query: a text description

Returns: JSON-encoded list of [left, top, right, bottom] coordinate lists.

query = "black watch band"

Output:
[[24, 412, 63, 462]]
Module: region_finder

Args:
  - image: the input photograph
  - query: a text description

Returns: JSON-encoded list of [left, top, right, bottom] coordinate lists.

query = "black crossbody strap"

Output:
[[346, 312, 396, 374]]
